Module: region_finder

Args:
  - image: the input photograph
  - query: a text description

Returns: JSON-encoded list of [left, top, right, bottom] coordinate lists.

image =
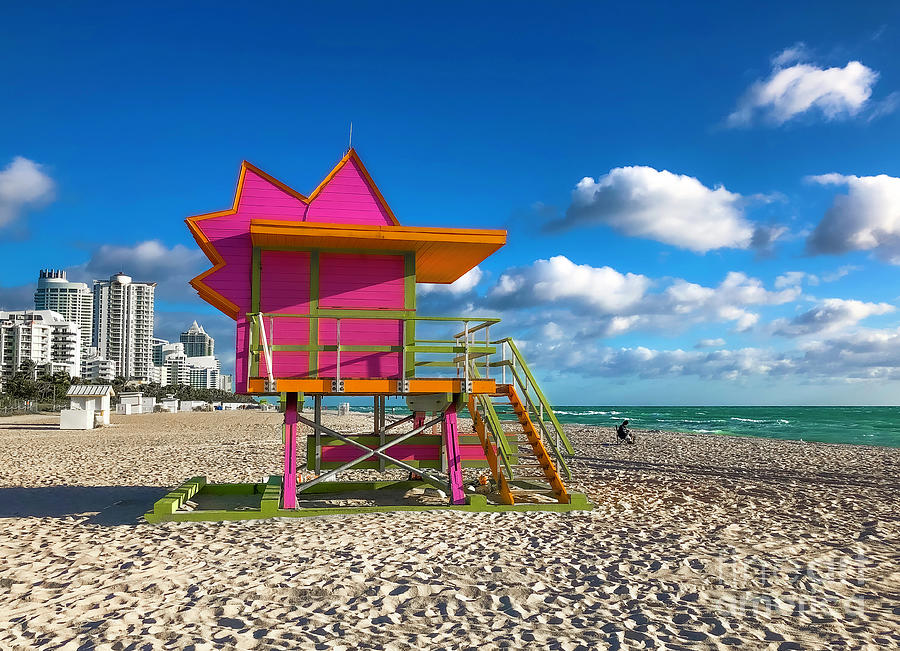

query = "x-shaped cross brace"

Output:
[[295, 414, 450, 495]]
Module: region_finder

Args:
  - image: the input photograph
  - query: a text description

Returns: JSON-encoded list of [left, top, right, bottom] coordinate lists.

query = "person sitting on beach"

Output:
[[616, 419, 635, 444]]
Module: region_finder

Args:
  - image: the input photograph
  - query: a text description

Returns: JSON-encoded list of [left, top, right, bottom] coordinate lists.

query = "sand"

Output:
[[0, 410, 897, 650]]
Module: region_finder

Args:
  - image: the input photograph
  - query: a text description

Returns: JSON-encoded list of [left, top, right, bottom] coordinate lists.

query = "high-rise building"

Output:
[[92, 273, 156, 381], [34, 270, 93, 351], [0, 310, 81, 389], [180, 320, 214, 356]]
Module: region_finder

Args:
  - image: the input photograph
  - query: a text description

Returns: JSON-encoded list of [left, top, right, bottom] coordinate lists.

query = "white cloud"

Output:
[[774, 270, 819, 289], [528, 325, 900, 382], [771, 43, 809, 68], [418, 266, 483, 296], [487, 257, 799, 337], [0, 157, 55, 227], [490, 255, 651, 312], [727, 49, 881, 126], [868, 91, 900, 122], [695, 338, 726, 349], [0, 283, 36, 311], [531, 343, 793, 381], [805, 173, 900, 262], [821, 264, 860, 283], [70, 240, 208, 303], [772, 298, 894, 337], [549, 166, 755, 252]]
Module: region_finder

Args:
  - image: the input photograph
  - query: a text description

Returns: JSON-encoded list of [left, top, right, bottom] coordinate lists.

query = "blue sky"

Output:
[[2, 2, 900, 404]]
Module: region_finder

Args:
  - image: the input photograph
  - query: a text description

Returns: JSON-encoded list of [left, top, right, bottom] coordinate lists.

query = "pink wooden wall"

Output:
[[259, 250, 310, 378], [319, 254, 405, 308], [194, 161, 401, 392], [305, 159, 393, 225], [317, 253, 405, 378]]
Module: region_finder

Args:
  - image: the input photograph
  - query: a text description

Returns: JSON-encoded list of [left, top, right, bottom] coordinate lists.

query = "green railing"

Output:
[[247, 312, 501, 391]]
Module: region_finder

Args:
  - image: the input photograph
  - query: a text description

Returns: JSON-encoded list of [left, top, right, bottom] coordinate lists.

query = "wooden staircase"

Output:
[[468, 385, 569, 505]]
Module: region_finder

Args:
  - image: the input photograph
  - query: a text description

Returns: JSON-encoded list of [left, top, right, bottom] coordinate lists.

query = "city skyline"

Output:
[[2, 3, 900, 404], [0, 265, 228, 391]]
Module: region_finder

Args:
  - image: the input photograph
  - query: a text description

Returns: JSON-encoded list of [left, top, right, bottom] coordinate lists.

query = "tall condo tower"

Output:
[[180, 320, 214, 356], [92, 273, 156, 381], [34, 269, 93, 351]]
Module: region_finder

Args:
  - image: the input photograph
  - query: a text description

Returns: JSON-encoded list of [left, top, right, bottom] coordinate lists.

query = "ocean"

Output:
[[350, 404, 900, 448]]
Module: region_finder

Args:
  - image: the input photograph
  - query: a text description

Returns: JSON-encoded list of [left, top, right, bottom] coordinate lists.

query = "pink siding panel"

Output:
[[235, 317, 250, 393], [260, 250, 310, 378], [319, 254, 405, 309], [322, 444, 440, 463], [304, 159, 393, 226], [316, 253, 405, 378], [239, 171, 307, 218], [460, 444, 494, 460]]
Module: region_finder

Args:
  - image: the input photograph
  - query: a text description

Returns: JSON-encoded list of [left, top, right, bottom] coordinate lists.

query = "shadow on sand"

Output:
[[567, 454, 886, 490], [0, 486, 168, 526]]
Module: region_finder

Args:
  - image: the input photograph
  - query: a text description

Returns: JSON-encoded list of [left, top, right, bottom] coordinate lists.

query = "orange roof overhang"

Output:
[[249, 219, 507, 283]]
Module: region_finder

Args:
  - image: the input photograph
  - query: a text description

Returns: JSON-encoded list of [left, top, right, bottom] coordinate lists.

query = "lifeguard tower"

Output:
[[146, 150, 590, 522]]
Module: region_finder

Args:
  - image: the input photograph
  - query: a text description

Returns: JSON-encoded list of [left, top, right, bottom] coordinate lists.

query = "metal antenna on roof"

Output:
[[348, 121, 353, 152]]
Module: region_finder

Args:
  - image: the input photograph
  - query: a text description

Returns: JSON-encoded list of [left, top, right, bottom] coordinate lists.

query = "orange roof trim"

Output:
[[250, 220, 507, 284]]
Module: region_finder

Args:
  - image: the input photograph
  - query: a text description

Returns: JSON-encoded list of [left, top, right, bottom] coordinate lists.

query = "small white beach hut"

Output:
[[61, 385, 115, 430]]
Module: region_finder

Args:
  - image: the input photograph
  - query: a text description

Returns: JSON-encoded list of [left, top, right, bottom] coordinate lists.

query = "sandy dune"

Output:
[[0, 411, 897, 649]]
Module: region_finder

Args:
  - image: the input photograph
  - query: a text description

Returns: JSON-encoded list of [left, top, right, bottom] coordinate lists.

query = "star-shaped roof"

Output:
[[186, 149, 505, 319]]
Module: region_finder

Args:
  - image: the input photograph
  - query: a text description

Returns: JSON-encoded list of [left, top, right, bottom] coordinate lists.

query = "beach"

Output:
[[0, 411, 897, 650]]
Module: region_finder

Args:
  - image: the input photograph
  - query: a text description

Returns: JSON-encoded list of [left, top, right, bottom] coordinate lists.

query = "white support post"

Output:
[[257, 314, 275, 392], [463, 321, 470, 391], [400, 318, 406, 391], [484, 325, 490, 379]]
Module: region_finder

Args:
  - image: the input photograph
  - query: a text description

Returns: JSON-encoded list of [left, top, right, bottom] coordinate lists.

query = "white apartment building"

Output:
[[81, 347, 116, 382], [0, 310, 81, 389], [92, 273, 155, 381], [190, 366, 220, 390], [34, 270, 94, 351], [218, 374, 233, 392], [156, 350, 221, 390], [180, 320, 214, 357]]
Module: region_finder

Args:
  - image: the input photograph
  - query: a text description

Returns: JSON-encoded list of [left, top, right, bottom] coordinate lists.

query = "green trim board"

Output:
[[145, 477, 593, 523]]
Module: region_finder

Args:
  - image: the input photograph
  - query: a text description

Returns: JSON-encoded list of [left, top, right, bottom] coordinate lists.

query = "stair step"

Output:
[[509, 489, 557, 495]]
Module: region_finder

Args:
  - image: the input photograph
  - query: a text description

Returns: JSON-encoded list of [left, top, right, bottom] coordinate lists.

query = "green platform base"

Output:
[[144, 476, 593, 523]]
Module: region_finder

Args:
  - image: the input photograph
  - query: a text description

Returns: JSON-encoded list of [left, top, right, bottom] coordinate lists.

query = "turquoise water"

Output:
[[350, 404, 900, 448]]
